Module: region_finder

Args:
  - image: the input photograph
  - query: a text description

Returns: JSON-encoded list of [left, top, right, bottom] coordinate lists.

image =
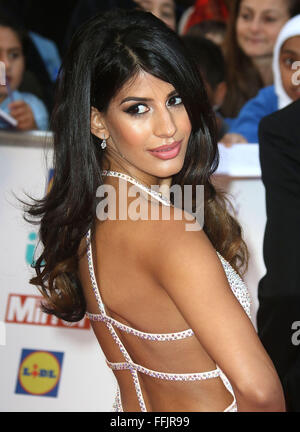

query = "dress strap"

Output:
[[86, 311, 194, 341], [85, 228, 147, 411], [86, 229, 106, 315], [107, 359, 220, 381], [101, 169, 172, 206]]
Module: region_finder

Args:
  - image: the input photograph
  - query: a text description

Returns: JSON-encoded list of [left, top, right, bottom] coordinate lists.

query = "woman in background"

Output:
[[222, 14, 300, 144], [221, 0, 300, 119]]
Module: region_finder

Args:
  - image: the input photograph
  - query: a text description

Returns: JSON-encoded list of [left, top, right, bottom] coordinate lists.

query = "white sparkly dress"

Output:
[[85, 170, 252, 412]]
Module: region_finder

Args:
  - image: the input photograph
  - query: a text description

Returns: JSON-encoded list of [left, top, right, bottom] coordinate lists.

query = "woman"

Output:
[[221, 0, 300, 118], [222, 14, 300, 144], [25, 9, 285, 412]]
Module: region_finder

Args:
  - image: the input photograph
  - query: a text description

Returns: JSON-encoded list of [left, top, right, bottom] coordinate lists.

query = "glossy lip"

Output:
[[149, 140, 182, 152], [148, 140, 182, 160]]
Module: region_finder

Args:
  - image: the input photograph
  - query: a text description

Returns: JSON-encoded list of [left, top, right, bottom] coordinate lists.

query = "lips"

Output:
[[150, 141, 182, 152], [246, 37, 264, 44], [148, 140, 182, 160]]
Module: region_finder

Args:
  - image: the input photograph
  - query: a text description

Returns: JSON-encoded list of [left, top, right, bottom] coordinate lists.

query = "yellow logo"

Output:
[[17, 350, 62, 396]]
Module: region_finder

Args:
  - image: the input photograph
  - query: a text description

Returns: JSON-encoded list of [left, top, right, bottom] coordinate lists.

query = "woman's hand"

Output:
[[221, 133, 248, 147], [9, 100, 38, 131]]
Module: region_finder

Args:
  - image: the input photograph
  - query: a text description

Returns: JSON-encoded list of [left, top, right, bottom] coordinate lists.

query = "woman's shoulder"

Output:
[[129, 203, 213, 270]]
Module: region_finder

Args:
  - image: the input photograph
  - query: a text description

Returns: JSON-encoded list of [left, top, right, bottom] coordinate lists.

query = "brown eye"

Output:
[[167, 95, 182, 106], [126, 104, 149, 116]]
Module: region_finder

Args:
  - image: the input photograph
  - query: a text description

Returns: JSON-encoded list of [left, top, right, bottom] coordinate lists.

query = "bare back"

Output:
[[77, 175, 251, 411]]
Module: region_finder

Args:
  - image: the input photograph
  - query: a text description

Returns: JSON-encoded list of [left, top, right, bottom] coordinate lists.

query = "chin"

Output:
[[240, 42, 266, 58], [156, 161, 185, 179]]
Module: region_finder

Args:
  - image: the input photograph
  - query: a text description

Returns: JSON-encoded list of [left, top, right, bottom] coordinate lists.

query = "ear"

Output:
[[90, 106, 109, 140]]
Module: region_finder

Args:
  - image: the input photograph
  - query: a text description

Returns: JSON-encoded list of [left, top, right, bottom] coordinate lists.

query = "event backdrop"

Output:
[[0, 133, 266, 411]]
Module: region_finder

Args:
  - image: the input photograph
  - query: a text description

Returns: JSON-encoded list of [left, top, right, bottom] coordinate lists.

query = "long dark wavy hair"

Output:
[[221, 0, 300, 118], [24, 8, 248, 322]]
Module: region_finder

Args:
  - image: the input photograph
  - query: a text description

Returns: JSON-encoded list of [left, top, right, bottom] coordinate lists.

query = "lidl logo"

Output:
[[15, 349, 64, 397]]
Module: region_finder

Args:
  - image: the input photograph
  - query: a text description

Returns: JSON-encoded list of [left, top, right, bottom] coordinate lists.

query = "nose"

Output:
[[248, 16, 262, 33], [153, 106, 177, 138]]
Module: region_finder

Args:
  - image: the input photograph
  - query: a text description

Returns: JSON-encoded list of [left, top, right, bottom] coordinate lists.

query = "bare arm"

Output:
[[144, 208, 286, 412]]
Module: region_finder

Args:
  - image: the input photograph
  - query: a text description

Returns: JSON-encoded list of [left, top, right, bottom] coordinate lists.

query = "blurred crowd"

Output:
[[0, 0, 300, 140]]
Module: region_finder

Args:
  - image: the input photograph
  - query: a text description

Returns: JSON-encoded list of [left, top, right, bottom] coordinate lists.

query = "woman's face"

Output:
[[279, 36, 300, 101], [91, 71, 192, 186], [0, 26, 24, 101], [134, 0, 176, 31], [236, 0, 290, 58]]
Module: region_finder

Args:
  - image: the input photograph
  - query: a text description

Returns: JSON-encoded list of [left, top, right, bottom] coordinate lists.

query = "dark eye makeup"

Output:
[[124, 94, 182, 117]]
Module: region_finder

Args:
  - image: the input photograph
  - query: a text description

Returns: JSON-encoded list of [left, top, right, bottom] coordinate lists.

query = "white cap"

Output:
[[273, 14, 300, 109]]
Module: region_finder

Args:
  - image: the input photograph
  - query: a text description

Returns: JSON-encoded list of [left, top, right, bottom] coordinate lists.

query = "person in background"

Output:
[[257, 98, 300, 412], [221, 14, 300, 144], [181, 35, 228, 140], [181, 0, 229, 35], [185, 19, 227, 48], [28, 31, 61, 83], [0, 4, 56, 113], [221, 0, 300, 119], [0, 17, 49, 131], [133, 0, 177, 30], [63, 0, 184, 53]]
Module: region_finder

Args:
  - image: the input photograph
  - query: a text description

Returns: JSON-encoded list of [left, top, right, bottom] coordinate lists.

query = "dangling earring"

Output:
[[101, 136, 107, 149]]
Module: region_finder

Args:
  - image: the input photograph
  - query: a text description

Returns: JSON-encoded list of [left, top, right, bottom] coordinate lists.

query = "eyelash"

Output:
[[125, 95, 183, 117], [240, 13, 277, 23], [283, 57, 295, 67], [9, 52, 22, 60]]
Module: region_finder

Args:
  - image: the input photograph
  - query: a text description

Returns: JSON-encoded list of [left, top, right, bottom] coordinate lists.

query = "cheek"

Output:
[[266, 19, 289, 45], [108, 116, 151, 149], [180, 113, 192, 136], [173, 111, 192, 146], [280, 65, 292, 89], [266, 26, 282, 46], [13, 58, 25, 87], [236, 19, 244, 40], [236, 19, 248, 49]]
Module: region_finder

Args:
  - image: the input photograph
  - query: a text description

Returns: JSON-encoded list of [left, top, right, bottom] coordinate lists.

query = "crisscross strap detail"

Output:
[[86, 311, 194, 341], [86, 229, 147, 411], [106, 359, 220, 381], [85, 227, 240, 412]]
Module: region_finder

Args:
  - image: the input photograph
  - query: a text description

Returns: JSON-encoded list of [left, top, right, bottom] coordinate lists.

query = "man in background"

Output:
[[257, 98, 300, 412]]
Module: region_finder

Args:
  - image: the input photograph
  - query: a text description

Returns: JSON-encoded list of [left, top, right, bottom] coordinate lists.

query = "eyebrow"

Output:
[[0, 47, 22, 51], [281, 49, 300, 55], [120, 89, 178, 105], [240, 6, 280, 13]]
